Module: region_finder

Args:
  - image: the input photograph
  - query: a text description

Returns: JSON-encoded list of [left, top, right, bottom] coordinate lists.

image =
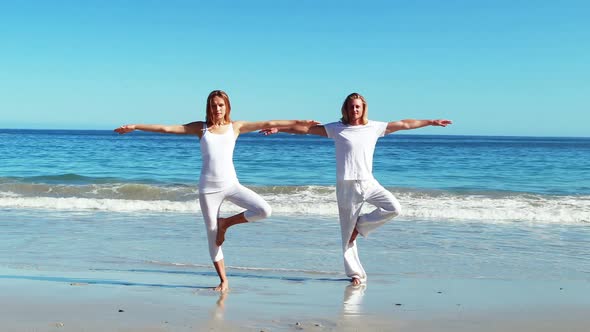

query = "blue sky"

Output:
[[1, 0, 588, 136]]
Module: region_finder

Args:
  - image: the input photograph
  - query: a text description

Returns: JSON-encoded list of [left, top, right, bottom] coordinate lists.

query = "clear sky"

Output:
[[1, 0, 588, 136]]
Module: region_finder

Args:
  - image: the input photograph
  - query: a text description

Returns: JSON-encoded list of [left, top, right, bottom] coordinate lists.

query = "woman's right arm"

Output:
[[114, 122, 203, 136], [261, 124, 327, 137]]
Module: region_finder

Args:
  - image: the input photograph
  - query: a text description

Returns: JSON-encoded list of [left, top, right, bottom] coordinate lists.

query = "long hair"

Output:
[[205, 90, 232, 126], [340, 92, 368, 125]]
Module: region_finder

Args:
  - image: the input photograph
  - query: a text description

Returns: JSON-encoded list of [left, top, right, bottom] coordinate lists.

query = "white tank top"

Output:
[[199, 122, 239, 193]]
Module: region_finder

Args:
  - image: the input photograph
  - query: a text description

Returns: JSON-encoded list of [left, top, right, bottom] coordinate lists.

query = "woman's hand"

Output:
[[114, 124, 136, 134], [259, 128, 279, 136]]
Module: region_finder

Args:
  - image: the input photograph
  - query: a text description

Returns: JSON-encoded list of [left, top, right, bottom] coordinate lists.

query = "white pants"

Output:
[[336, 179, 401, 281], [199, 183, 272, 262]]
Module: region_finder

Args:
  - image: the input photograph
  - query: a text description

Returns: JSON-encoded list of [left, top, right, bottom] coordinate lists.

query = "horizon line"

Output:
[[1, 128, 588, 139]]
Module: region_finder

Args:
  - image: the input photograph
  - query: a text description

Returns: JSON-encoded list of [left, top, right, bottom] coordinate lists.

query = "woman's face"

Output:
[[210, 96, 227, 123]]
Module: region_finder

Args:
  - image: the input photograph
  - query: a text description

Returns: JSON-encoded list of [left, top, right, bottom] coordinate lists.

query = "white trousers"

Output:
[[199, 183, 272, 262], [336, 179, 401, 281]]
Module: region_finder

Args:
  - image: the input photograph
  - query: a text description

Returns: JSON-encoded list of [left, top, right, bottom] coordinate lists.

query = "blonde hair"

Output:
[[206, 90, 232, 126], [340, 92, 368, 125]]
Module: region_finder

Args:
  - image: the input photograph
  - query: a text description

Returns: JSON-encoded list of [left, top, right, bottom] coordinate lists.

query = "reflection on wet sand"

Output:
[[342, 284, 366, 317], [212, 291, 227, 321]]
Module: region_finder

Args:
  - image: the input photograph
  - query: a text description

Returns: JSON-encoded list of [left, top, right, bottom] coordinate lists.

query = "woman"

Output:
[[263, 92, 452, 285], [115, 90, 317, 291]]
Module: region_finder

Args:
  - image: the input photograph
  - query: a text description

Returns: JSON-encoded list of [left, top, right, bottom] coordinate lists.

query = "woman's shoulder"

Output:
[[182, 121, 206, 137], [184, 121, 205, 127], [230, 120, 246, 130]]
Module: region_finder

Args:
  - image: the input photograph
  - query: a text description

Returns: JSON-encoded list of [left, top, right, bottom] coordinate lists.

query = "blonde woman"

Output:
[[115, 90, 317, 291]]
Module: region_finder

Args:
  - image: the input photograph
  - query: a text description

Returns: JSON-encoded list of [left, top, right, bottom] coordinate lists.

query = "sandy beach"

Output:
[[2, 265, 589, 332]]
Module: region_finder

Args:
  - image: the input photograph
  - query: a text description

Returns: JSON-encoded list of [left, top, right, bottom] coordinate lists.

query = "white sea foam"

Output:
[[0, 191, 20, 198], [0, 196, 198, 213], [1, 187, 588, 224]]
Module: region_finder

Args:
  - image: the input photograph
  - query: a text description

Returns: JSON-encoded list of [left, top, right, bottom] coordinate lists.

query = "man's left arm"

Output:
[[385, 119, 452, 135]]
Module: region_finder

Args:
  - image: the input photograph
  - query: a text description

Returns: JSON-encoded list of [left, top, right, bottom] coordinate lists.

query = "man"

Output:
[[264, 92, 452, 285]]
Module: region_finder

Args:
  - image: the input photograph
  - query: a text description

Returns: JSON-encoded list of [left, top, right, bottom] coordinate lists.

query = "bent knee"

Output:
[[262, 204, 272, 219], [386, 202, 402, 218], [392, 204, 402, 217], [246, 203, 272, 221], [257, 203, 272, 219]]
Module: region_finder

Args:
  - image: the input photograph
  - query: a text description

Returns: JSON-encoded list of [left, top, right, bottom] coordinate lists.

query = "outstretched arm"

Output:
[[260, 124, 328, 137], [114, 122, 203, 136], [234, 120, 319, 135], [385, 119, 452, 135]]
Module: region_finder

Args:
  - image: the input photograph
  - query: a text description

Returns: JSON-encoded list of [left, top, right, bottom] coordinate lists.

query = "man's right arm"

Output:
[[261, 124, 328, 137]]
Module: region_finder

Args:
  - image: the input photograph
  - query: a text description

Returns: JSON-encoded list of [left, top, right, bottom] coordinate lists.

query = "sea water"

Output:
[[0, 129, 589, 287]]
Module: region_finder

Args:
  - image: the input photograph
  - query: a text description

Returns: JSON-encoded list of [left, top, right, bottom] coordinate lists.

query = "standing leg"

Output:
[[337, 181, 367, 284], [217, 183, 272, 246], [213, 259, 229, 292], [199, 191, 229, 291]]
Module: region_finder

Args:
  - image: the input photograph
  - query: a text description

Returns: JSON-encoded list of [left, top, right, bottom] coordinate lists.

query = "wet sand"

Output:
[[1, 266, 589, 331]]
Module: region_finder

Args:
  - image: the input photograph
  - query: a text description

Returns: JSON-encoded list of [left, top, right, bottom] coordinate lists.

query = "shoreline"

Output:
[[2, 267, 589, 331]]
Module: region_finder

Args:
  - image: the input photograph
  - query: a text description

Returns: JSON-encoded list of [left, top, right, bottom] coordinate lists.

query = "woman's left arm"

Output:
[[235, 120, 319, 134]]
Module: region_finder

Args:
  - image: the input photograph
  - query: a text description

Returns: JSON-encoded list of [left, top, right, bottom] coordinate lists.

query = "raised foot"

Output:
[[351, 277, 362, 286], [349, 227, 359, 244], [216, 217, 227, 246]]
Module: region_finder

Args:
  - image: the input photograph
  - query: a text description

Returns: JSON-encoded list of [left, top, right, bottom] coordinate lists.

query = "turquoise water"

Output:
[[0, 129, 589, 285]]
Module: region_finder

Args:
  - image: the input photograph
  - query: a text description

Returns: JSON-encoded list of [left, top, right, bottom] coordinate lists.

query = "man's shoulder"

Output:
[[324, 121, 343, 127], [367, 120, 387, 126], [324, 121, 345, 131]]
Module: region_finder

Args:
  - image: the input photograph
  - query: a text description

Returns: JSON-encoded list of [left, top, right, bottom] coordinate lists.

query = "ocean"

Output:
[[1, 129, 589, 287]]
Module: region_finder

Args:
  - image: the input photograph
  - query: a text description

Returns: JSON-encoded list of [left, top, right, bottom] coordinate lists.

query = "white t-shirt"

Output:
[[324, 120, 388, 181]]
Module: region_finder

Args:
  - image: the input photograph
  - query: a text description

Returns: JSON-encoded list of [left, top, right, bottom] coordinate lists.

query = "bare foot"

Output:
[[349, 227, 359, 244], [351, 277, 362, 286], [214, 281, 229, 292], [216, 217, 227, 246]]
